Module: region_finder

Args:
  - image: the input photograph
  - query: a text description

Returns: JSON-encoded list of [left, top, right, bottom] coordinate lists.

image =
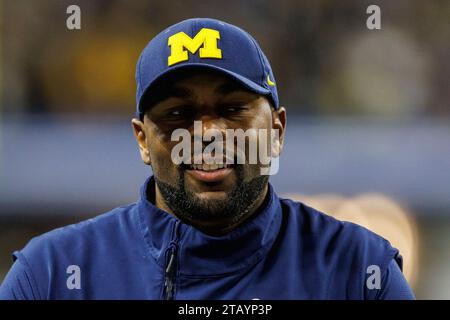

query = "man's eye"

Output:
[[169, 110, 182, 116], [223, 106, 245, 114], [165, 108, 188, 118]]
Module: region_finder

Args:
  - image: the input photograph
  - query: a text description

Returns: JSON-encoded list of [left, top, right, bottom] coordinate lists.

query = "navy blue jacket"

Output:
[[0, 177, 414, 299]]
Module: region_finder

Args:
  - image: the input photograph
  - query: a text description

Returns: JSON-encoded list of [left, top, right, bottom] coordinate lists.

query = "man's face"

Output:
[[132, 70, 286, 230]]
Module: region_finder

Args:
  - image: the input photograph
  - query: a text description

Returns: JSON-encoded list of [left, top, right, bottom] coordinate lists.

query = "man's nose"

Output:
[[189, 116, 226, 162], [199, 115, 227, 135]]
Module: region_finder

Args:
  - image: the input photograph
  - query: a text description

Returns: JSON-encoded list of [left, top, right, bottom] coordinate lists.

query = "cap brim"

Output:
[[138, 63, 271, 119]]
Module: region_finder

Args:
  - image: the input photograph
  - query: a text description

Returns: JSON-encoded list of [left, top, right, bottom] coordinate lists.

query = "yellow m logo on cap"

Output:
[[168, 28, 222, 66]]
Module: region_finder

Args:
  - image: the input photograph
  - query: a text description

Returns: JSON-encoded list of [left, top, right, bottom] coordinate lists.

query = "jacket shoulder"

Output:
[[20, 203, 137, 256], [10, 203, 138, 298], [279, 197, 401, 269]]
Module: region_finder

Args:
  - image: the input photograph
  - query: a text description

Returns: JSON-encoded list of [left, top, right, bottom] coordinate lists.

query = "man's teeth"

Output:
[[190, 163, 229, 171]]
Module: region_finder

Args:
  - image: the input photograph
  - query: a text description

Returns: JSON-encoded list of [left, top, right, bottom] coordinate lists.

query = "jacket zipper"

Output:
[[164, 220, 181, 300]]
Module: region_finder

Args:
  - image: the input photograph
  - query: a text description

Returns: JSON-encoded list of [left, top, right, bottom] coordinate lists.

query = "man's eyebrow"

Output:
[[215, 82, 250, 95]]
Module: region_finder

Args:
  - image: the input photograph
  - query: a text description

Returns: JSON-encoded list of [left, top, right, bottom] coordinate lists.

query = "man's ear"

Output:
[[131, 118, 151, 165], [271, 106, 286, 158]]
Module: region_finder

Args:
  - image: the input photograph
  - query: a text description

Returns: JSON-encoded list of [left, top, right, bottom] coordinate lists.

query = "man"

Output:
[[0, 18, 414, 299]]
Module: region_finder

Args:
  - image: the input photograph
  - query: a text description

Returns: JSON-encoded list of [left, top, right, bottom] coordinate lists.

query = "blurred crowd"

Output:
[[1, 0, 449, 118]]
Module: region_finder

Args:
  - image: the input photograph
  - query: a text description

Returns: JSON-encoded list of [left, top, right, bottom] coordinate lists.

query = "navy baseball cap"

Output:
[[135, 18, 279, 120]]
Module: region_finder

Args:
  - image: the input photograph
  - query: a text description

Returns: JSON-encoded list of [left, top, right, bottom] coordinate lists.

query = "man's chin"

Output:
[[155, 166, 267, 227], [192, 190, 229, 203]]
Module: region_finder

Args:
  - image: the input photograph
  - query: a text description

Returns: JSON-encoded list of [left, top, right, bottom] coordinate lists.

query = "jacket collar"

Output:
[[136, 176, 282, 276]]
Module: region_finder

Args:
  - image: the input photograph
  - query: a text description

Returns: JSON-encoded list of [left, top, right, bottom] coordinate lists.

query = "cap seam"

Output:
[[246, 31, 278, 108], [192, 19, 197, 63], [246, 32, 266, 87]]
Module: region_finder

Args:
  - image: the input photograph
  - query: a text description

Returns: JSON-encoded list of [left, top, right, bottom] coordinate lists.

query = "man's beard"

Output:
[[154, 165, 269, 227]]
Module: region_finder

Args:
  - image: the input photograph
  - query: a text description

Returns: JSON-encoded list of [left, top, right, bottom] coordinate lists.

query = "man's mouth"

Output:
[[188, 163, 232, 171], [185, 163, 234, 183]]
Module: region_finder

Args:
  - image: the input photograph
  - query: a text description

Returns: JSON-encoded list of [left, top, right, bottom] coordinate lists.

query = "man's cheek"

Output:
[[245, 164, 262, 180], [151, 148, 179, 182]]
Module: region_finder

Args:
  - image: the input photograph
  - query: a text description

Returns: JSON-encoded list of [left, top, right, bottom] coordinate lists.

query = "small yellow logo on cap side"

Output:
[[168, 28, 222, 66], [267, 74, 276, 87]]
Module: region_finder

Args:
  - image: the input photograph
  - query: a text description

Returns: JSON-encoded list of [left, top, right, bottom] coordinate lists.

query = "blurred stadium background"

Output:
[[0, 0, 449, 299]]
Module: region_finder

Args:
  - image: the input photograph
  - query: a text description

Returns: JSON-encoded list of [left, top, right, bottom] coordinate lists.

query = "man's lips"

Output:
[[185, 164, 234, 183]]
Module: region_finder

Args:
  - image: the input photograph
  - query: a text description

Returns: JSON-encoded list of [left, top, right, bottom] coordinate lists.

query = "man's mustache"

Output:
[[176, 145, 246, 165]]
